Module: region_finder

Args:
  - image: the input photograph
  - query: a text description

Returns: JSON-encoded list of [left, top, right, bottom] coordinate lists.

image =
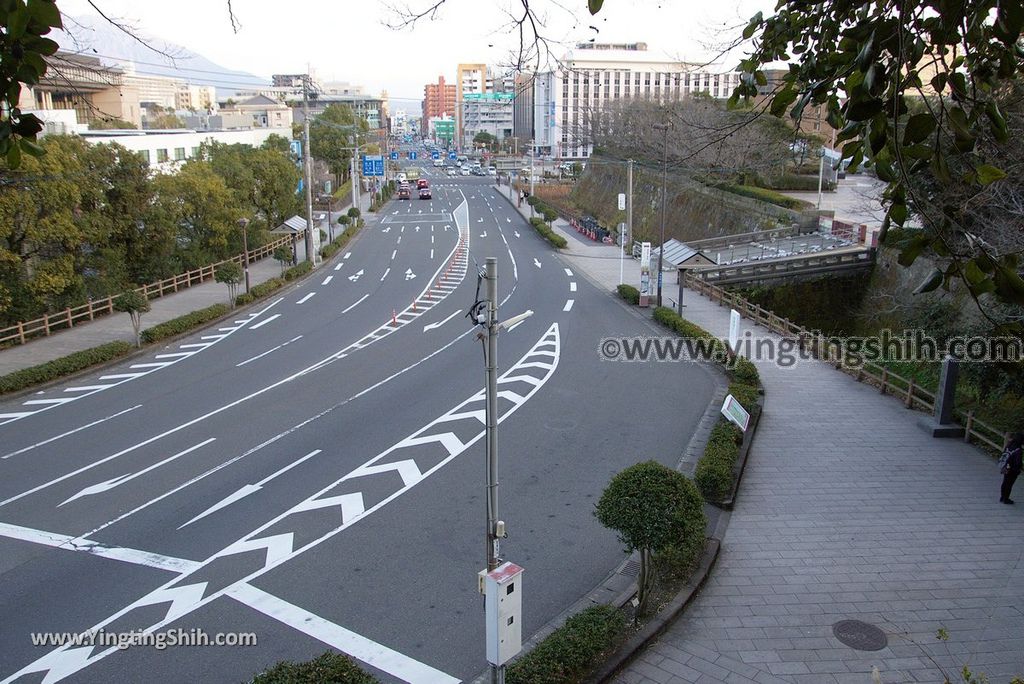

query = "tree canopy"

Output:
[[309, 104, 368, 184]]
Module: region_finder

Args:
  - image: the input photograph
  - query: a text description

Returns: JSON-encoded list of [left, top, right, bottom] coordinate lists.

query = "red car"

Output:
[[419, 187, 432, 199], [417, 179, 429, 189]]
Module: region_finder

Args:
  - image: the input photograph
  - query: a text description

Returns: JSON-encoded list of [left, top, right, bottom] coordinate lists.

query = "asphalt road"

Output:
[[0, 163, 716, 683]]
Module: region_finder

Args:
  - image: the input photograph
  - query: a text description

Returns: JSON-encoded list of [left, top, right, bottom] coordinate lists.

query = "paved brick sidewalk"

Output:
[[0, 195, 378, 376], [491, 184, 1024, 684]]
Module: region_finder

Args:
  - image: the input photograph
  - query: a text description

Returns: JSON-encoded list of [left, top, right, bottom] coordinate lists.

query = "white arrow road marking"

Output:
[[392, 210, 399, 214], [534, 258, 542, 268], [348, 269, 364, 282], [59, 438, 216, 506], [9, 324, 558, 684], [2, 405, 143, 460], [249, 313, 280, 330], [380, 267, 390, 281], [296, 292, 316, 304], [415, 226, 420, 232], [382, 226, 391, 233], [423, 309, 461, 332], [514, 230, 520, 238], [341, 293, 369, 314], [507, 217, 511, 222], [477, 217, 484, 222], [480, 231, 487, 238], [405, 268, 416, 280], [179, 450, 322, 528]]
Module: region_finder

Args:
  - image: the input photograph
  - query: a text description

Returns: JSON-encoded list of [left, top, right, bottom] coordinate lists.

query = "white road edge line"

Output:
[[1, 405, 143, 460]]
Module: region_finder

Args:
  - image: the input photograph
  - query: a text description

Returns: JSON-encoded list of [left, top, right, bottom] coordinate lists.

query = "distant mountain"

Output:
[[53, 14, 269, 95]]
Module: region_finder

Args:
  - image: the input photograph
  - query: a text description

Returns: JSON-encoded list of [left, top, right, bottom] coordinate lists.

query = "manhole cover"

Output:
[[832, 620, 888, 651]]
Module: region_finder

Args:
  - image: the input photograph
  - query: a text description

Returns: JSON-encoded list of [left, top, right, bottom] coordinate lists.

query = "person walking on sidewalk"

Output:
[[999, 433, 1023, 504]]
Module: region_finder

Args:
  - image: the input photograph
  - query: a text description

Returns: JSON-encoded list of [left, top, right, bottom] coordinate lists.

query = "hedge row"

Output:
[[617, 284, 639, 305], [283, 261, 312, 281], [529, 217, 568, 249], [251, 651, 378, 683], [320, 222, 362, 260], [649, 306, 763, 502], [235, 277, 287, 307], [140, 304, 230, 345], [506, 604, 627, 684], [0, 341, 134, 394], [714, 183, 810, 210]]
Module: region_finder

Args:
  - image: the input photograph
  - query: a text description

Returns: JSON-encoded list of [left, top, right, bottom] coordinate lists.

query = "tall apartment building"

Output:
[[422, 75, 456, 136], [512, 72, 535, 147], [532, 43, 742, 159], [19, 52, 142, 127], [455, 64, 514, 150]]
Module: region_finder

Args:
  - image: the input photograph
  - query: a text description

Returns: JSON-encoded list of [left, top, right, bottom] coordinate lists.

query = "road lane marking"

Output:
[[430, 248, 434, 259], [129, 362, 172, 369], [59, 438, 217, 507], [321, 275, 333, 285], [563, 299, 574, 312], [98, 373, 145, 380], [23, 398, 75, 405], [570, 282, 577, 292], [7, 325, 560, 684], [228, 584, 459, 684], [296, 292, 317, 304], [344, 252, 351, 259], [423, 310, 461, 332], [380, 267, 390, 281], [236, 335, 303, 368], [392, 249, 397, 260], [179, 449, 322, 529], [248, 313, 280, 330], [154, 352, 192, 359], [1, 405, 143, 460], [334, 262, 344, 271], [62, 386, 112, 393], [341, 294, 369, 314], [564, 268, 573, 276], [178, 343, 211, 349]]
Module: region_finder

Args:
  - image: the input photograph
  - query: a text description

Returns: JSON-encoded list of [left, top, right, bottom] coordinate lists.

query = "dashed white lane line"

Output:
[[296, 292, 317, 304], [570, 282, 577, 292], [334, 262, 344, 271], [249, 313, 281, 330], [430, 248, 434, 259], [236, 335, 304, 368], [1, 405, 142, 460], [322, 275, 334, 285], [344, 252, 351, 259], [341, 294, 369, 314], [563, 299, 574, 312], [381, 267, 391, 282], [564, 268, 573, 276], [392, 249, 398, 260]]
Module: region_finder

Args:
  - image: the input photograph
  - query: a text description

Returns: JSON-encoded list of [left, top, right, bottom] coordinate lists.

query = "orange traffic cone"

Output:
[[392, 309, 397, 326]]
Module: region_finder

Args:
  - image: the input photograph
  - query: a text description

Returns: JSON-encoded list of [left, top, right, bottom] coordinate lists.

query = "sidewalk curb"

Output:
[[590, 537, 722, 684]]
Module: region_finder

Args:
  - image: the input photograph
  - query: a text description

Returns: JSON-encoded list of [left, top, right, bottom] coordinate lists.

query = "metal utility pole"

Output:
[[529, 142, 536, 218], [484, 256, 500, 574], [301, 75, 316, 265], [238, 218, 251, 293], [624, 158, 634, 285], [652, 122, 672, 307]]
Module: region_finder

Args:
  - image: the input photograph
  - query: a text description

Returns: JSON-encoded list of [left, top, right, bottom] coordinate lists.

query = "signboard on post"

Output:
[[617, 193, 626, 211], [431, 150, 440, 159], [390, 151, 399, 160], [639, 241, 652, 307], [721, 394, 751, 432], [408, 151, 418, 161], [448, 151, 458, 160], [362, 155, 384, 177]]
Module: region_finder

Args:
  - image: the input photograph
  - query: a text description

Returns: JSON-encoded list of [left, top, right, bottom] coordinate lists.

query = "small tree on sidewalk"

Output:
[[273, 246, 291, 276], [215, 262, 243, 308], [542, 206, 558, 226], [595, 460, 706, 618], [114, 290, 150, 348]]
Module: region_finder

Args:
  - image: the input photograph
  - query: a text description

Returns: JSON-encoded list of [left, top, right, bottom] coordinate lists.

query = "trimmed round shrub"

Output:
[[617, 284, 640, 305], [695, 455, 734, 502]]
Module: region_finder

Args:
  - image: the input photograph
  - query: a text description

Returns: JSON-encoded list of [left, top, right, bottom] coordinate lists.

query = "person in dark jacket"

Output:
[[1000, 432, 1023, 504]]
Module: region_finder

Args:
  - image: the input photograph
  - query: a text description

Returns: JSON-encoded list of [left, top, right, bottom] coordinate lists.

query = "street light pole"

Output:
[[237, 218, 250, 294], [301, 75, 316, 265], [652, 121, 672, 307]]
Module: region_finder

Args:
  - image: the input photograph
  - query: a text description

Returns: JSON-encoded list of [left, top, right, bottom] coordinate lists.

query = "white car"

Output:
[[460, 167, 471, 176], [447, 168, 458, 176], [488, 167, 497, 176]]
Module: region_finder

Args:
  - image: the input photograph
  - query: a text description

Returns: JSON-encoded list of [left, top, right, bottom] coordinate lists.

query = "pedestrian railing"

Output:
[[0, 234, 294, 347], [684, 273, 1012, 452]]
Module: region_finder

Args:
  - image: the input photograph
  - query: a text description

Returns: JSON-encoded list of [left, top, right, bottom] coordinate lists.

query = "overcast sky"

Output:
[[57, 0, 772, 114]]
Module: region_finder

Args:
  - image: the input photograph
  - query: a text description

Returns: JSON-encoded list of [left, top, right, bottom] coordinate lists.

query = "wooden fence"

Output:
[[0, 234, 295, 347], [684, 273, 1011, 453]]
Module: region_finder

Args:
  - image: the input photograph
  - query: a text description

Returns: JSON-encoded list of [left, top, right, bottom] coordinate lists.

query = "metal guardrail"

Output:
[[696, 248, 875, 285], [684, 225, 808, 251], [0, 234, 296, 347], [684, 273, 1011, 453]]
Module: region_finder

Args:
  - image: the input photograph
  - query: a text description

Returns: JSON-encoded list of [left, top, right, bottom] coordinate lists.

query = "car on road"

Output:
[[447, 168, 458, 176], [397, 186, 411, 199], [460, 167, 471, 176], [419, 187, 432, 199], [417, 179, 429, 189], [488, 167, 497, 176]]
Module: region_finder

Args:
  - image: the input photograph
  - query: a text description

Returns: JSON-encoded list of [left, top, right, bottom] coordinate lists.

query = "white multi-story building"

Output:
[[176, 84, 217, 113], [456, 64, 514, 150], [79, 128, 281, 173], [532, 42, 742, 159]]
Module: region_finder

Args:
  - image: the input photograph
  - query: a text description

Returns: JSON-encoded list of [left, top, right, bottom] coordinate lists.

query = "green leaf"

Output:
[[903, 113, 936, 144], [769, 86, 797, 118], [897, 234, 929, 267], [963, 259, 987, 286], [754, 70, 767, 86], [889, 203, 908, 226], [986, 101, 1009, 143], [903, 143, 933, 160], [27, 0, 62, 28], [846, 97, 884, 121], [913, 268, 943, 295], [931, 153, 952, 184], [742, 11, 763, 39], [6, 142, 22, 168], [588, 0, 604, 15], [992, 262, 1024, 305], [975, 164, 1006, 185]]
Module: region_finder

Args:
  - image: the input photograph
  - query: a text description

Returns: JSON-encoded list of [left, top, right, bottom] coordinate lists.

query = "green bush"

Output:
[[526, 195, 539, 206], [0, 341, 134, 394], [235, 292, 256, 306], [730, 357, 760, 386], [347, 207, 361, 219], [714, 184, 810, 210], [617, 284, 640, 305], [727, 382, 761, 410], [251, 651, 379, 684], [505, 605, 627, 684], [694, 452, 735, 502], [140, 304, 229, 344], [709, 419, 743, 446], [252, 278, 285, 298], [528, 216, 567, 249], [283, 261, 312, 281]]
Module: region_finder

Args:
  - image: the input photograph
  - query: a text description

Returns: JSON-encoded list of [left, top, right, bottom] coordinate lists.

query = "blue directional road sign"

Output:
[[408, 151, 417, 161], [448, 151, 457, 160], [390, 151, 399, 160], [431, 151, 440, 160], [362, 154, 384, 177]]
